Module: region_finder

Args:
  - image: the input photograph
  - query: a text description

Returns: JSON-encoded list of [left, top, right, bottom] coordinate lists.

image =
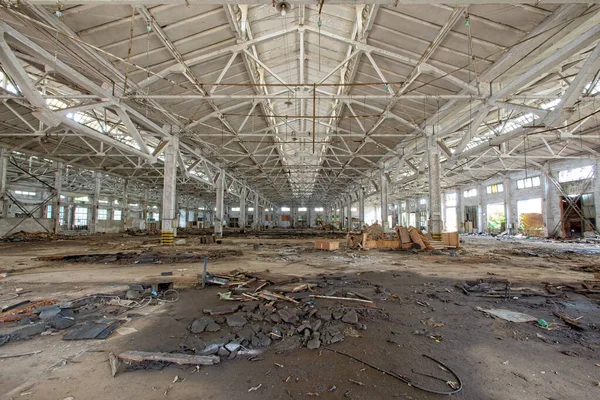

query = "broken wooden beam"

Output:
[[118, 351, 220, 366]]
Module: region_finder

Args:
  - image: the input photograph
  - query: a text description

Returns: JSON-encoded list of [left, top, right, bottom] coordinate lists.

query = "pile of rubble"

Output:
[[189, 301, 366, 358], [190, 270, 383, 359]]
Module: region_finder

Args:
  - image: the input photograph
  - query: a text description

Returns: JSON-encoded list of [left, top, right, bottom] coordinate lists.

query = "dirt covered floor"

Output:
[[0, 231, 599, 400]]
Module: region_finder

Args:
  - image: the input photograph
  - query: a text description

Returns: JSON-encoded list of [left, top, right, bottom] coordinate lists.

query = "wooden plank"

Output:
[[396, 227, 411, 244], [118, 351, 220, 365], [408, 228, 426, 250]]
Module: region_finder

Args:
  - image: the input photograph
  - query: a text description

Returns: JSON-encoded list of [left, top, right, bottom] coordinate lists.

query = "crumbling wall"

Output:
[[0, 218, 53, 237]]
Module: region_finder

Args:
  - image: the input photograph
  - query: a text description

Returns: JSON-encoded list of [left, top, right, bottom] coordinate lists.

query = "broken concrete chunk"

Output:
[[38, 306, 61, 320], [311, 320, 322, 332], [196, 343, 220, 356], [237, 327, 254, 341], [203, 305, 240, 316], [277, 309, 298, 324], [225, 342, 241, 352], [9, 323, 46, 341], [307, 338, 321, 350], [316, 309, 332, 321], [330, 334, 344, 344], [270, 314, 282, 323], [189, 317, 215, 334], [205, 322, 221, 332], [332, 309, 344, 320], [226, 314, 247, 328], [251, 324, 261, 334], [342, 310, 358, 324], [50, 316, 75, 330], [217, 346, 230, 357]]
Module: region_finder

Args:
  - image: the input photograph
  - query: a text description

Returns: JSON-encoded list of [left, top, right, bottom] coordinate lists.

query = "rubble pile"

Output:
[[190, 271, 386, 359]]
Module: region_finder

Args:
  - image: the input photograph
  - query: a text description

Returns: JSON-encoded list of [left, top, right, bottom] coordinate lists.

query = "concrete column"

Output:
[[90, 172, 100, 234], [380, 168, 389, 232], [359, 188, 365, 229], [68, 199, 75, 230], [122, 179, 129, 232], [595, 160, 600, 233], [253, 191, 259, 230], [51, 161, 63, 233], [543, 164, 562, 237], [504, 176, 514, 234], [415, 198, 421, 229], [142, 189, 149, 229], [0, 147, 9, 219], [456, 188, 463, 233], [346, 196, 352, 232], [477, 185, 484, 233], [427, 135, 442, 240], [161, 135, 178, 244], [239, 185, 246, 231], [215, 171, 225, 237]]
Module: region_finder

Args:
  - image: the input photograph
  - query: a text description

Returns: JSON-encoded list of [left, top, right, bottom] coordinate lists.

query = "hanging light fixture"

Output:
[[275, 1, 292, 17]]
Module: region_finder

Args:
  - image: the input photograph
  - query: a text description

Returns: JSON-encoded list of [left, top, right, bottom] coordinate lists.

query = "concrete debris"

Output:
[[226, 314, 247, 327], [341, 310, 358, 324]]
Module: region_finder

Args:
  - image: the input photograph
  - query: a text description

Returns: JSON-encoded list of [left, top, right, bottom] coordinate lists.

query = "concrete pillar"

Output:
[[380, 168, 389, 232], [595, 160, 600, 233], [415, 198, 421, 229], [215, 171, 225, 237], [427, 135, 442, 240], [51, 161, 62, 232], [0, 147, 9, 219], [456, 188, 463, 233], [346, 196, 352, 232], [239, 185, 246, 230], [122, 179, 129, 232], [253, 191, 259, 230], [359, 188, 365, 229], [142, 189, 149, 229], [161, 135, 178, 244], [543, 164, 562, 238], [477, 185, 484, 233], [90, 172, 100, 234], [504, 176, 513, 234], [68, 199, 75, 230]]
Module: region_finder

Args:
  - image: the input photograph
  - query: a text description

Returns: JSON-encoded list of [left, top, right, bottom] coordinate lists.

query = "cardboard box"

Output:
[[364, 240, 378, 249], [314, 240, 340, 250], [442, 232, 459, 247], [376, 240, 401, 249]]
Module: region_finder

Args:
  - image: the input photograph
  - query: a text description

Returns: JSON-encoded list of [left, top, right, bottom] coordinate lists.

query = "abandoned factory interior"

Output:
[[1, 0, 600, 399]]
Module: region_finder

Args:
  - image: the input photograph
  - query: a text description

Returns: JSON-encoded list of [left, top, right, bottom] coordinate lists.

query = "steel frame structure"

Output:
[[0, 1, 597, 212]]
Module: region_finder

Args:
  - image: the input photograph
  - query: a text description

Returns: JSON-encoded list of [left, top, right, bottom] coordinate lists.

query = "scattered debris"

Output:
[[248, 383, 262, 392], [118, 351, 220, 366], [0, 350, 42, 359], [475, 307, 537, 323]]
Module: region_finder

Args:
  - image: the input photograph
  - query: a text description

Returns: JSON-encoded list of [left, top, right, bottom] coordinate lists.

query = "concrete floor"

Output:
[[0, 232, 599, 399]]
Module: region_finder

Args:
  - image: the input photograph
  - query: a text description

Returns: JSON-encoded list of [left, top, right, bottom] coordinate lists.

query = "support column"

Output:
[[359, 188, 365, 229], [253, 191, 259, 230], [90, 172, 100, 234], [0, 148, 9, 219], [595, 160, 600, 234], [380, 168, 389, 231], [215, 171, 225, 237], [122, 179, 129, 232], [416, 199, 422, 229], [504, 176, 513, 234], [543, 164, 562, 238], [477, 185, 484, 234], [456, 188, 463, 233], [239, 185, 246, 231], [346, 196, 352, 232], [427, 135, 442, 240], [142, 189, 149, 230], [161, 136, 178, 244]]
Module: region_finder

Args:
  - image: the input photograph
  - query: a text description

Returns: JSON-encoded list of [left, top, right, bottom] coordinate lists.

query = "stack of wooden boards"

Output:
[[395, 226, 434, 250]]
